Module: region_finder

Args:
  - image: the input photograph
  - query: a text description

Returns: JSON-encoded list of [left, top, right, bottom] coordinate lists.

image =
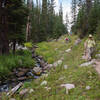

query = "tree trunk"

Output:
[[0, 0, 9, 55], [12, 40, 16, 54], [26, 0, 33, 41]]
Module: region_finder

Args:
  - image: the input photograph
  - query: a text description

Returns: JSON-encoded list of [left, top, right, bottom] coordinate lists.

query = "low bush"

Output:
[[0, 50, 35, 78]]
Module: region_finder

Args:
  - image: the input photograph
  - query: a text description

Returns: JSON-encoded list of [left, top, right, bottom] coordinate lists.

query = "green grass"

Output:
[[2, 35, 100, 100], [0, 50, 35, 78]]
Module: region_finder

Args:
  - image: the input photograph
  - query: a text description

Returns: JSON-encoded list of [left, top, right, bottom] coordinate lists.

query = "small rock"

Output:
[[38, 56, 43, 59], [19, 88, 29, 96], [29, 89, 34, 93], [18, 68, 29, 72], [86, 86, 91, 90], [57, 60, 62, 65], [42, 74, 48, 78], [59, 76, 66, 80], [10, 98, 16, 100], [61, 84, 75, 94], [64, 65, 68, 69], [18, 77, 27, 81], [80, 59, 96, 67], [44, 87, 51, 91], [41, 81, 47, 86], [16, 71, 25, 77], [65, 49, 71, 53], [34, 75, 40, 79], [33, 67, 42, 75], [49, 64, 53, 67]]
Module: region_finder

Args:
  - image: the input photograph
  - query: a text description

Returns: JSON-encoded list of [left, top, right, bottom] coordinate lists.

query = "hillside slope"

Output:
[[2, 35, 100, 100]]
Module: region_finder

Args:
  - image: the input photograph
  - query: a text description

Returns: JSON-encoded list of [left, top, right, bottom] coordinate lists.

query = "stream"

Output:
[[0, 48, 50, 92]]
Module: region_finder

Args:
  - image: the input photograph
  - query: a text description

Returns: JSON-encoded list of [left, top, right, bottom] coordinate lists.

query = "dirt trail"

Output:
[[94, 60, 100, 74]]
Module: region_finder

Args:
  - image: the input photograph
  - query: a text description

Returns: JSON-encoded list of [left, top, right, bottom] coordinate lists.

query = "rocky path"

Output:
[[94, 60, 100, 75]]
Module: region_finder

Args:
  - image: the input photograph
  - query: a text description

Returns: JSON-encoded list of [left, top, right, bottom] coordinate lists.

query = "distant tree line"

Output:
[[0, 0, 68, 55], [71, 0, 100, 38]]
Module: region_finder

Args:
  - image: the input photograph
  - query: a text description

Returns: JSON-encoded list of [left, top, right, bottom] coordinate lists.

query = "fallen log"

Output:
[[7, 82, 23, 97]]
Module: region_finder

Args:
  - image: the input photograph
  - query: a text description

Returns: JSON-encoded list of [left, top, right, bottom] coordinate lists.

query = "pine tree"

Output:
[[0, 0, 9, 55]]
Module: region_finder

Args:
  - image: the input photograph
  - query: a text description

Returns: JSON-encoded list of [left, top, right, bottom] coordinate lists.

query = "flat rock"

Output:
[[44, 87, 51, 91], [61, 84, 75, 94], [18, 77, 27, 81], [29, 89, 34, 93], [16, 71, 25, 77], [10, 98, 16, 100], [38, 56, 43, 59], [65, 49, 71, 53], [41, 81, 47, 86], [80, 59, 96, 67], [33, 67, 42, 75]]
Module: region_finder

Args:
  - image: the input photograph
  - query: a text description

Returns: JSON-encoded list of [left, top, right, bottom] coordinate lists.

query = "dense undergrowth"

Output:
[[2, 35, 100, 100], [0, 50, 35, 78]]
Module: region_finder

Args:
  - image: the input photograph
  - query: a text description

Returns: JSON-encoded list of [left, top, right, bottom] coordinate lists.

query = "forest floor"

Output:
[[2, 34, 100, 100]]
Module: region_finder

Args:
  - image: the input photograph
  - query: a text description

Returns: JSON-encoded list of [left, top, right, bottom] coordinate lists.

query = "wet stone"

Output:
[[18, 77, 27, 81], [16, 71, 25, 77]]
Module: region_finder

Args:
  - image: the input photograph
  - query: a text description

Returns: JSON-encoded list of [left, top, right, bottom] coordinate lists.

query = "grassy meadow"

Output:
[[2, 35, 100, 100]]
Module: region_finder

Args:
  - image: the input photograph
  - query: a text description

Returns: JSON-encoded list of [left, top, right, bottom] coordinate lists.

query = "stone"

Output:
[[18, 68, 29, 72], [42, 74, 48, 78], [80, 59, 96, 67], [48, 64, 53, 67], [18, 77, 27, 81], [41, 81, 47, 86], [59, 76, 66, 80], [44, 87, 51, 91], [86, 86, 91, 90], [61, 84, 75, 94], [22, 47, 28, 50], [38, 56, 43, 59], [64, 65, 68, 69], [29, 89, 34, 93], [40, 60, 46, 67], [10, 98, 16, 100], [57, 60, 62, 65], [33, 67, 42, 75], [16, 71, 25, 77], [19, 88, 29, 96], [65, 49, 71, 53]]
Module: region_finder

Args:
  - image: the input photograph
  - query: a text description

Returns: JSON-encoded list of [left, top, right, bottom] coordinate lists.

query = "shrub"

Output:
[[0, 51, 35, 78], [24, 42, 33, 48]]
